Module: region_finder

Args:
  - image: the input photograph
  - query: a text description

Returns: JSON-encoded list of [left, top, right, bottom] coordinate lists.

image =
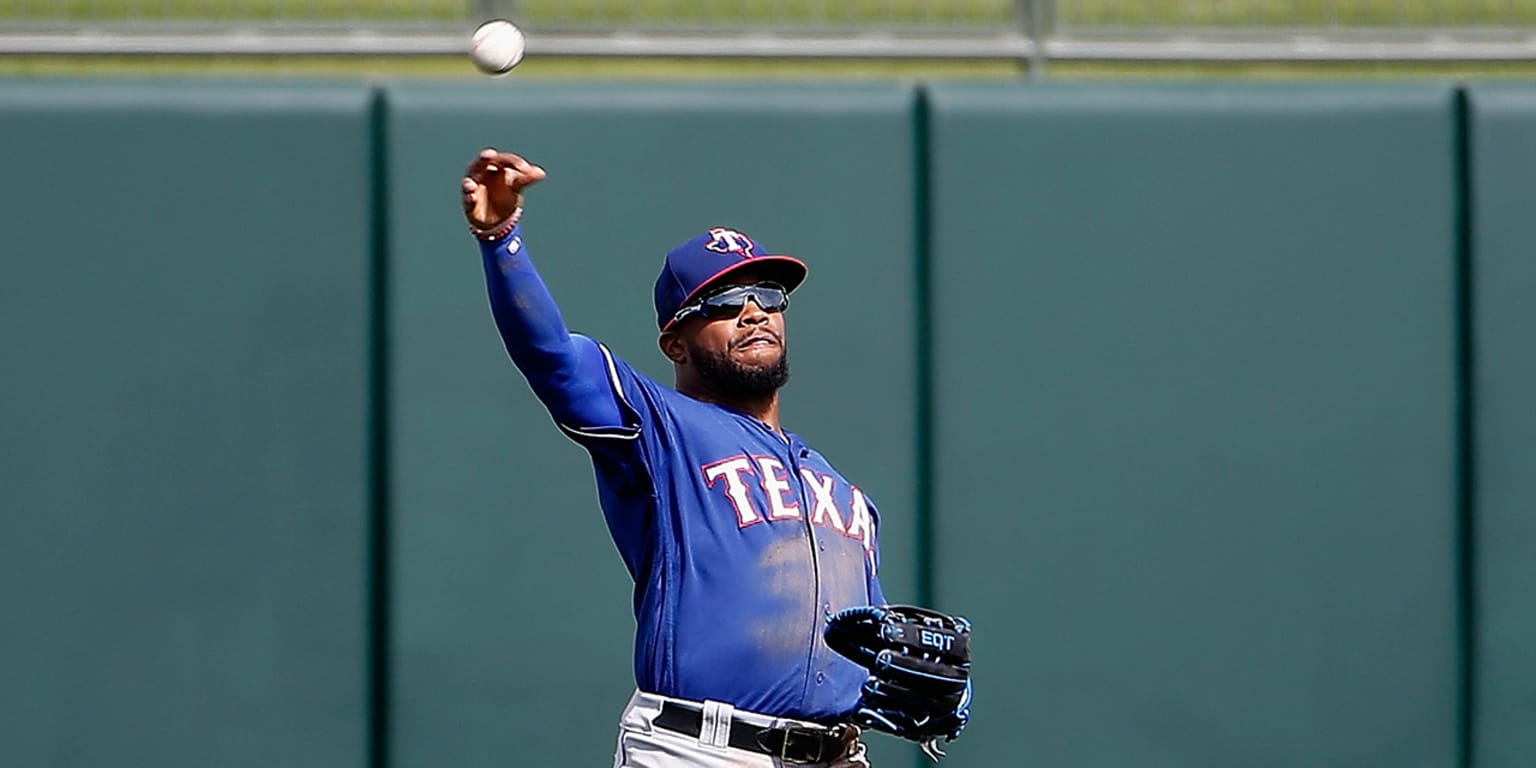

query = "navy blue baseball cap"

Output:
[[654, 227, 808, 331]]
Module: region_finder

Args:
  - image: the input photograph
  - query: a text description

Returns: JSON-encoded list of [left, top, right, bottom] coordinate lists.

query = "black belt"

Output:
[[654, 701, 845, 765]]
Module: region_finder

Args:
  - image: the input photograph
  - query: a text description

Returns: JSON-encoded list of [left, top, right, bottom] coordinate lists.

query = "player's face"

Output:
[[678, 276, 790, 397]]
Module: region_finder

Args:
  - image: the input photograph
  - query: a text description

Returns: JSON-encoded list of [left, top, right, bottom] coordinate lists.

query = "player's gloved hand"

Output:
[[461, 148, 545, 239], [825, 605, 972, 761], [852, 653, 971, 741]]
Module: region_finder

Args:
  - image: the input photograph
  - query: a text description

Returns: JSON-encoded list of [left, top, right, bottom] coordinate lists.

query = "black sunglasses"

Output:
[[672, 282, 790, 325]]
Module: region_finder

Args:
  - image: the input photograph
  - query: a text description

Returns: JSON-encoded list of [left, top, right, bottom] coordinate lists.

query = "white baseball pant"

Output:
[[611, 690, 870, 768]]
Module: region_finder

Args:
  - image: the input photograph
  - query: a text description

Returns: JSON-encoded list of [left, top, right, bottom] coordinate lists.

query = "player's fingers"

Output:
[[461, 178, 496, 221], [497, 151, 547, 188], [518, 164, 547, 188], [462, 149, 526, 221], [823, 726, 869, 768], [465, 148, 501, 180]]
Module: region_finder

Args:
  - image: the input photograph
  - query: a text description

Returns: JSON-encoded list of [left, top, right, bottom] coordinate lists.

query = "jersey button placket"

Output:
[[788, 437, 826, 704]]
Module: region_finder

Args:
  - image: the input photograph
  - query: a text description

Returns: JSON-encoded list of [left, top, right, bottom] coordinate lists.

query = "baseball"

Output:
[[469, 19, 526, 76]]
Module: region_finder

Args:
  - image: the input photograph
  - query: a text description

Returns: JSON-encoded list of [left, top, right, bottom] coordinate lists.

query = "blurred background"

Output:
[[1, 4, 1534, 768], [6, 0, 1536, 77]]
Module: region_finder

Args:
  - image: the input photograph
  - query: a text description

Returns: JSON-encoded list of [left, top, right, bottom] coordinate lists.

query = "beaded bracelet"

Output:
[[470, 205, 523, 242]]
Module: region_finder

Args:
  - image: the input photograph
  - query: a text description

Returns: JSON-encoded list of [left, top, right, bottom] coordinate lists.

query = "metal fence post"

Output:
[[1017, 0, 1050, 79]]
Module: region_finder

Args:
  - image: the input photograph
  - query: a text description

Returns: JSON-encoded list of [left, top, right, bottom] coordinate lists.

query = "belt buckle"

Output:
[[777, 724, 833, 765]]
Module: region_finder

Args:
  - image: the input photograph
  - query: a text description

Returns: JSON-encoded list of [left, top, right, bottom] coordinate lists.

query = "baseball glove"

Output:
[[823, 605, 972, 761]]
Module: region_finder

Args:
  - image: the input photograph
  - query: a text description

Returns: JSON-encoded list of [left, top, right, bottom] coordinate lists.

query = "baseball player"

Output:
[[462, 148, 884, 767]]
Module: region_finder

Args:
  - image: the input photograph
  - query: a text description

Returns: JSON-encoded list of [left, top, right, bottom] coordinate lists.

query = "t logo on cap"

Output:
[[705, 228, 756, 258], [654, 227, 808, 331]]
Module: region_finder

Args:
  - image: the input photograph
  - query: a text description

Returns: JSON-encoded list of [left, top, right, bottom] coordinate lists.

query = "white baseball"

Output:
[[470, 19, 526, 76]]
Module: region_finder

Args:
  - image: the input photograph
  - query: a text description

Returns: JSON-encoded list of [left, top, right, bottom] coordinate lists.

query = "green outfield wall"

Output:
[[0, 82, 374, 768], [1466, 84, 1536, 768], [926, 83, 1461, 768], [0, 79, 1531, 768]]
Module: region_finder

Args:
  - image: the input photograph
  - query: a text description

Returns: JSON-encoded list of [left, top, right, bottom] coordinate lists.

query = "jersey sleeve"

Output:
[[557, 343, 670, 508], [479, 224, 634, 435], [553, 338, 647, 444]]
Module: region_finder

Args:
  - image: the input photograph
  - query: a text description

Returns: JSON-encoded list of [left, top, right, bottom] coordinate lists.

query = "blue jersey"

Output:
[[479, 225, 887, 723]]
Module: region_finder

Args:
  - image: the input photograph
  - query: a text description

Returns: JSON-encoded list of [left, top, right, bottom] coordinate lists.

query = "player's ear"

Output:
[[658, 330, 688, 364]]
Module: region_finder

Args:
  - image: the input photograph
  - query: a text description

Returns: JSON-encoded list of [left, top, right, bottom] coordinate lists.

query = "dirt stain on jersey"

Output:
[[819, 535, 873, 613], [748, 535, 816, 659]]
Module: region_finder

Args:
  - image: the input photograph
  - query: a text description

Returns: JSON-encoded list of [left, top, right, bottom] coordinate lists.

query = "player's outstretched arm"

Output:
[[461, 148, 625, 431]]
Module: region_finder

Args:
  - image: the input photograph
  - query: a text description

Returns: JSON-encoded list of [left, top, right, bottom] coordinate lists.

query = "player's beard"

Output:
[[690, 340, 790, 400]]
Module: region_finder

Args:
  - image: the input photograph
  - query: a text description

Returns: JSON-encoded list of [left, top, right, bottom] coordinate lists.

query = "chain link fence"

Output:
[[2, 1, 1536, 61]]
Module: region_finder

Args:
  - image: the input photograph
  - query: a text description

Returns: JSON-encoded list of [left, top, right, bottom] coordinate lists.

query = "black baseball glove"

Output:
[[824, 605, 972, 761]]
